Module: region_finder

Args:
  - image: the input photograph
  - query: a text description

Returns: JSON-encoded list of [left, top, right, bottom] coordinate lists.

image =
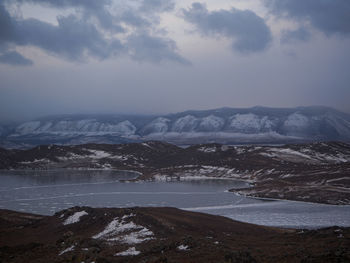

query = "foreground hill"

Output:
[[1, 141, 350, 205], [1, 106, 350, 147], [0, 207, 349, 263]]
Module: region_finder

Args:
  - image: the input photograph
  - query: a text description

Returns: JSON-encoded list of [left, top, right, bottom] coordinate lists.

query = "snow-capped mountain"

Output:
[[1, 106, 350, 147]]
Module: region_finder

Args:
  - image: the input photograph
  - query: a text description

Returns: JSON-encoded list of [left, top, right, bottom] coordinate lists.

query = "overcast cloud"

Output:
[[0, 0, 188, 65], [183, 2, 272, 53], [0, 0, 349, 121], [264, 0, 350, 36]]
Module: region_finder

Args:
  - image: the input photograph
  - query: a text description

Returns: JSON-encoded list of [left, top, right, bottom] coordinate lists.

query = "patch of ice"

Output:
[[116, 247, 141, 256], [63, 211, 88, 225]]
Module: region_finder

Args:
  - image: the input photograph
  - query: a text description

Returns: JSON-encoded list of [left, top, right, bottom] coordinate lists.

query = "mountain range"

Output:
[[1, 106, 350, 148]]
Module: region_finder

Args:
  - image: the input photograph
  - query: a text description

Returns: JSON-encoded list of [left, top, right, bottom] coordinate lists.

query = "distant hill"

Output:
[[1, 106, 350, 148]]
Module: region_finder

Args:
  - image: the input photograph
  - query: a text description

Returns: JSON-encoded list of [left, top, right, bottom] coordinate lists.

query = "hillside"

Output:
[[0, 207, 349, 263]]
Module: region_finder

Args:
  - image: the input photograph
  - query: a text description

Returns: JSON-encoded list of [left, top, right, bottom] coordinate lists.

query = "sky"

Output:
[[0, 0, 350, 122]]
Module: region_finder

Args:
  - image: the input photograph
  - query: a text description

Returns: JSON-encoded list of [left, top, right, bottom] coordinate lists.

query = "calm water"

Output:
[[0, 170, 349, 229]]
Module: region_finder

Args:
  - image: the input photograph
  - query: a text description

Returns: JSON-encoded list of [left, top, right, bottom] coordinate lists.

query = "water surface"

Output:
[[0, 170, 349, 228]]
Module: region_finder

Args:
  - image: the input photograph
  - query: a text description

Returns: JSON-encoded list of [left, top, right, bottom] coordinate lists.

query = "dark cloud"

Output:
[[182, 2, 272, 53], [0, 3, 14, 42], [10, 0, 120, 31], [0, 0, 188, 65], [15, 15, 124, 61], [120, 10, 151, 28], [0, 50, 33, 65], [0, 2, 124, 62], [12, 0, 111, 9], [281, 27, 311, 44], [264, 0, 350, 36], [127, 33, 191, 65]]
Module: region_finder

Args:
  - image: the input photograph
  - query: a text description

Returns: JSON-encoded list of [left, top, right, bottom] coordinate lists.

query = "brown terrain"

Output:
[[0, 141, 349, 205], [0, 207, 349, 263]]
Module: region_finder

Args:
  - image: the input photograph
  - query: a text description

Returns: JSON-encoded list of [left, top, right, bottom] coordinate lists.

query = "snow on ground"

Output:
[[197, 146, 217, 153], [117, 228, 154, 244], [122, 213, 135, 219], [198, 115, 225, 131], [92, 215, 153, 244], [154, 165, 248, 182], [115, 247, 141, 256], [260, 147, 350, 164], [19, 159, 50, 164], [141, 143, 154, 149], [59, 245, 75, 255], [229, 113, 272, 132], [171, 115, 198, 132], [266, 148, 313, 159], [327, 177, 350, 183], [63, 211, 88, 225], [177, 245, 189, 251], [57, 153, 83, 161], [88, 150, 112, 159]]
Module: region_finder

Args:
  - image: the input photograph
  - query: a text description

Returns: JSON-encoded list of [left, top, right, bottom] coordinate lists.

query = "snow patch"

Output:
[[116, 247, 141, 256], [93, 216, 153, 244], [177, 245, 189, 251], [88, 150, 111, 159], [142, 117, 170, 134], [284, 113, 309, 128], [228, 114, 274, 133], [198, 115, 224, 131], [198, 146, 216, 153], [171, 115, 199, 132], [59, 245, 75, 255], [63, 211, 88, 225]]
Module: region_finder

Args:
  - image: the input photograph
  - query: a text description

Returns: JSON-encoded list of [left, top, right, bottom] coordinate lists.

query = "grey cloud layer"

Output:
[[183, 3, 272, 53], [265, 0, 350, 36], [0, 50, 33, 65], [127, 33, 191, 64], [281, 27, 311, 44], [0, 0, 187, 66]]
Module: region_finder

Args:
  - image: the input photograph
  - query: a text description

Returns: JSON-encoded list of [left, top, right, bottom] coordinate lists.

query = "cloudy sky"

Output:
[[0, 0, 349, 121]]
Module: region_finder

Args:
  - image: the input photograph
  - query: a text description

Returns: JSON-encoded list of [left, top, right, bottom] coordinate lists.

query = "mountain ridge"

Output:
[[1, 106, 350, 148]]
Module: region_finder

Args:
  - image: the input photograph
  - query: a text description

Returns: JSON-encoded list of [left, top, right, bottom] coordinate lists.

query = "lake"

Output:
[[0, 170, 349, 229]]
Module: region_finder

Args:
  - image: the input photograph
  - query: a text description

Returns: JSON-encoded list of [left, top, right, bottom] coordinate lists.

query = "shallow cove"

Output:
[[0, 170, 349, 229]]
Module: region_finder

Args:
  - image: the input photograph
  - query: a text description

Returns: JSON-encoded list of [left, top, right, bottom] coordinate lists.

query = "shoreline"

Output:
[[1, 167, 349, 206]]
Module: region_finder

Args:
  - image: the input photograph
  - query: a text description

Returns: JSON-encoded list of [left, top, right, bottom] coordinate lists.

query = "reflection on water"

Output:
[[0, 170, 349, 228]]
